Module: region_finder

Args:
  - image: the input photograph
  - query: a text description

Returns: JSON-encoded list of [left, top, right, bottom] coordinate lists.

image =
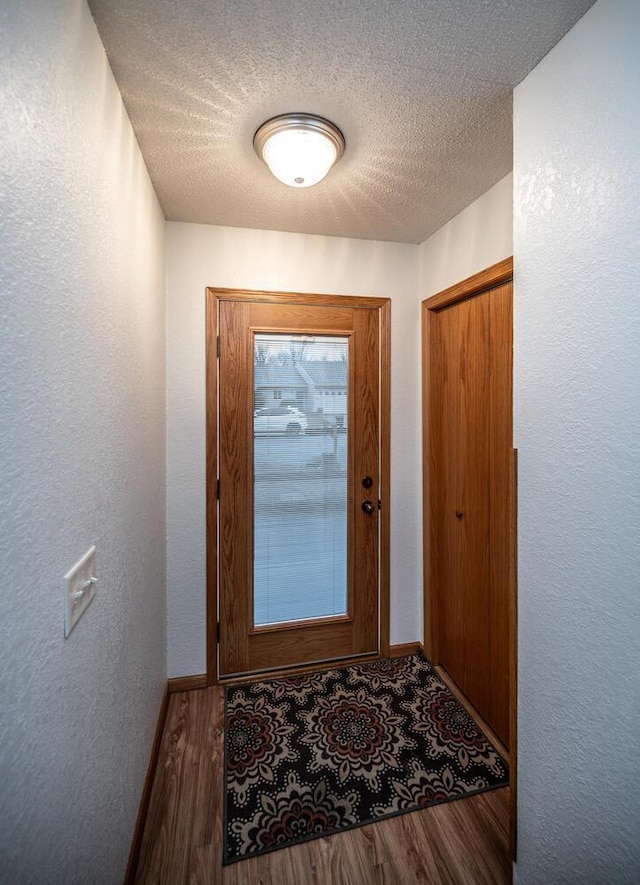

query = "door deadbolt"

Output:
[[362, 476, 373, 489]]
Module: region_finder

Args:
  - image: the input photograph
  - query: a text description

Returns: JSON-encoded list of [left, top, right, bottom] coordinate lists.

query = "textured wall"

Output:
[[513, 0, 640, 881], [166, 223, 420, 677], [418, 173, 513, 299], [0, 2, 166, 883]]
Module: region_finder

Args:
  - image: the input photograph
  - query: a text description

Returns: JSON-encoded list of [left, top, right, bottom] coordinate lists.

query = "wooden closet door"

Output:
[[431, 293, 491, 721], [427, 272, 513, 748]]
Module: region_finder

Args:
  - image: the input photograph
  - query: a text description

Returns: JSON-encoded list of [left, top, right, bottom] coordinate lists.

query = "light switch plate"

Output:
[[64, 546, 97, 637]]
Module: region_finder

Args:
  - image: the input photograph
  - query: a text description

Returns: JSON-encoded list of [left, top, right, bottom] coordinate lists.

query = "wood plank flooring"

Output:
[[135, 686, 511, 885]]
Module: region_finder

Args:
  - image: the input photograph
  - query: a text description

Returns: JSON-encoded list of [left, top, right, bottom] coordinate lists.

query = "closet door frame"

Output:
[[421, 256, 517, 858]]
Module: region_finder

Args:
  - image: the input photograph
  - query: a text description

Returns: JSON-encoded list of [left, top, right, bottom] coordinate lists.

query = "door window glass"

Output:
[[253, 333, 349, 626]]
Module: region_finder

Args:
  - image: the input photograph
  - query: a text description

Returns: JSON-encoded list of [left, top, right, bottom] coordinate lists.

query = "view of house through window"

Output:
[[253, 333, 349, 626]]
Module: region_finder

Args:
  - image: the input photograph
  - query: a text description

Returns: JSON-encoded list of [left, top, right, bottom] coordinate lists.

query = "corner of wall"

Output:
[[418, 173, 513, 300]]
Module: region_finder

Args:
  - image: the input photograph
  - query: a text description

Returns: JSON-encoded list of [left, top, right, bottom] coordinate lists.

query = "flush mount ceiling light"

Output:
[[253, 113, 345, 188]]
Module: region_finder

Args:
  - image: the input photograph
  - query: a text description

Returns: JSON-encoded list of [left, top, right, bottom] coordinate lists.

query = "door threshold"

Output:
[[217, 650, 381, 686]]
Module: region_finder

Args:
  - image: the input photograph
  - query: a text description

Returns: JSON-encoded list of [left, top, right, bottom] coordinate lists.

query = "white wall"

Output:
[[514, 0, 640, 882], [418, 173, 513, 299], [166, 223, 420, 676], [0, 2, 166, 883]]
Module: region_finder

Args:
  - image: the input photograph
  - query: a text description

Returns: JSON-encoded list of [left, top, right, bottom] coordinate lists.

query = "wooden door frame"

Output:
[[206, 287, 391, 685], [421, 256, 517, 858]]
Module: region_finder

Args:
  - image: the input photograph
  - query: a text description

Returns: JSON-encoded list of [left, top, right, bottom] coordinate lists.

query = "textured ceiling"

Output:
[[88, 0, 595, 243]]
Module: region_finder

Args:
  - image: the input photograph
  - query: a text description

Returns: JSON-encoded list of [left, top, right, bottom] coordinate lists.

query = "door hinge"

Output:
[[216, 478, 220, 500], [216, 622, 220, 644], [378, 499, 382, 510], [216, 335, 220, 358]]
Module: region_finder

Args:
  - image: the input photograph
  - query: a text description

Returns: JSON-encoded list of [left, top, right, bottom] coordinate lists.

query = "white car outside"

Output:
[[253, 406, 308, 435]]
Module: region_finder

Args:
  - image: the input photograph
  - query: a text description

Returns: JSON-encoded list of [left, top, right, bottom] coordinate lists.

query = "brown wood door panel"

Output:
[[218, 297, 381, 677], [351, 307, 380, 652], [431, 295, 491, 719], [247, 302, 355, 331], [218, 300, 251, 676], [426, 266, 513, 749]]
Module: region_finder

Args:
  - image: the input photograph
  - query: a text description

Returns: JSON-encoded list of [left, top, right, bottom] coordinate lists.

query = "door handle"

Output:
[[362, 500, 375, 514]]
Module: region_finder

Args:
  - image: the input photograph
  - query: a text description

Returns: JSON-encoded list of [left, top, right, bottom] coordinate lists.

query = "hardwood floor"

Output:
[[135, 685, 511, 884]]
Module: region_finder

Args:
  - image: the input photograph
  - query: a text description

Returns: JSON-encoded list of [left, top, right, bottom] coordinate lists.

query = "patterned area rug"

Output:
[[223, 654, 508, 864]]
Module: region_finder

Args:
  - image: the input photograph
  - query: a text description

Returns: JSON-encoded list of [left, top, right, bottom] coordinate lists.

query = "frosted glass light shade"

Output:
[[262, 129, 336, 188], [254, 114, 345, 188]]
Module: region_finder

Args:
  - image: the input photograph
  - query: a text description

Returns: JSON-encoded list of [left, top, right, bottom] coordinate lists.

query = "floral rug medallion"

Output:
[[223, 654, 508, 864]]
